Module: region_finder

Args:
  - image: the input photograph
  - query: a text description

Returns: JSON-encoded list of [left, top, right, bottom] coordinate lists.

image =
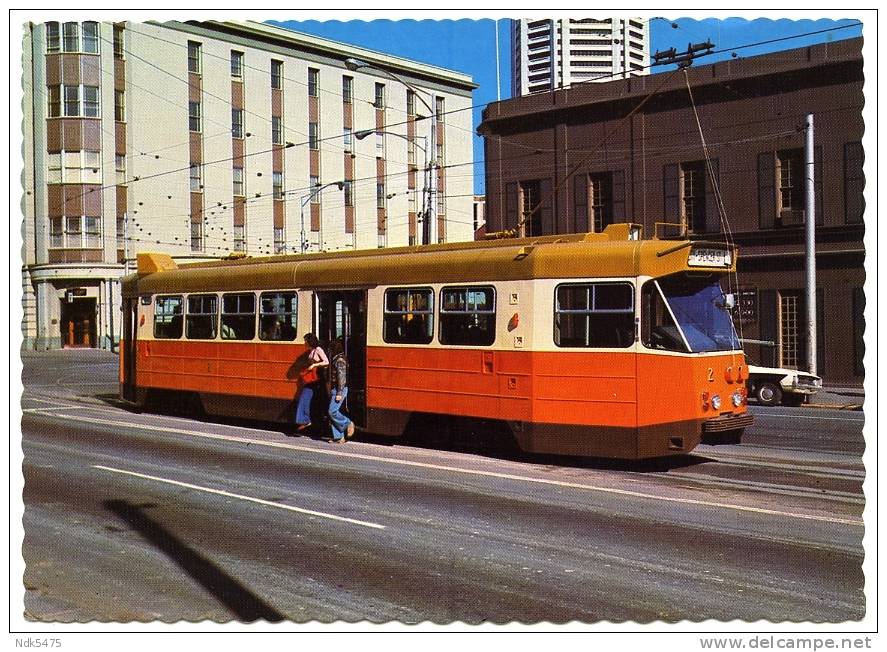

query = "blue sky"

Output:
[[269, 17, 863, 194]]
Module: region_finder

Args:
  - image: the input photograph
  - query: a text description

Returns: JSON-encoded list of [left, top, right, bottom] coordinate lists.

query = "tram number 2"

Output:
[[707, 368, 714, 382]]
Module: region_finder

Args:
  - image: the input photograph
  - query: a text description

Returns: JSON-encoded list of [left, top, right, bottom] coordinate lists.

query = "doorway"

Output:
[[60, 297, 97, 348], [314, 290, 368, 427]]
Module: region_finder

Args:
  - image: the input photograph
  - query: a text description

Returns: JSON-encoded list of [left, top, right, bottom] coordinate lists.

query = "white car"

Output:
[[746, 363, 822, 407]]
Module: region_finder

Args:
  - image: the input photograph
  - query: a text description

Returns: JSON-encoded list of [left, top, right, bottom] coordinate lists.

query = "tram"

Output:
[[119, 223, 752, 459]]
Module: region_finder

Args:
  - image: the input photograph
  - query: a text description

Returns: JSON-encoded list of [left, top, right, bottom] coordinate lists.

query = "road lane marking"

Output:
[[750, 410, 864, 423], [23, 405, 92, 413], [48, 412, 863, 528], [93, 464, 386, 530]]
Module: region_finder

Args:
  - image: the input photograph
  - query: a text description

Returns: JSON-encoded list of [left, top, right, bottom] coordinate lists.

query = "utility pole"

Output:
[[805, 113, 817, 375]]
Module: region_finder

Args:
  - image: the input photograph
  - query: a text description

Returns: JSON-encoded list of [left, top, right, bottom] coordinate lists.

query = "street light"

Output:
[[355, 129, 430, 236], [344, 57, 438, 245], [300, 181, 344, 254]]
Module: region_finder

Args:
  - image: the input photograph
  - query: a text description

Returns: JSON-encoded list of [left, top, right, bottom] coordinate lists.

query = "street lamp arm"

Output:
[[344, 57, 434, 114], [356, 129, 427, 154]]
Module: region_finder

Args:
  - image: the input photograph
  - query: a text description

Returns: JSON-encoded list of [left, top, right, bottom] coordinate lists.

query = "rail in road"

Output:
[[18, 353, 866, 623]]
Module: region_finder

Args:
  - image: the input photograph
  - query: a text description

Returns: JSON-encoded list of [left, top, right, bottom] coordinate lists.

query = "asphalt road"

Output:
[[18, 350, 865, 624]]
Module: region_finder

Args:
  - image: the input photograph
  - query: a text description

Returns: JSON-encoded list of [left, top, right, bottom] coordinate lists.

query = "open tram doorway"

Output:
[[60, 296, 97, 348], [314, 290, 368, 427]]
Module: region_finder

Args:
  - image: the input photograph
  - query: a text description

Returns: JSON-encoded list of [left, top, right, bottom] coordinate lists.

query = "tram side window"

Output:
[[260, 292, 298, 341], [439, 286, 496, 346], [383, 288, 433, 344], [554, 283, 634, 348], [186, 294, 218, 340], [154, 296, 183, 339], [641, 281, 687, 352], [220, 293, 256, 340]]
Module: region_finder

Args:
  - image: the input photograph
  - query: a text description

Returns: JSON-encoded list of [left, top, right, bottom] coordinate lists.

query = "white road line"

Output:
[[751, 411, 864, 423], [93, 464, 386, 530], [22, 405, 92, 413], [55, 412, 863, 527]]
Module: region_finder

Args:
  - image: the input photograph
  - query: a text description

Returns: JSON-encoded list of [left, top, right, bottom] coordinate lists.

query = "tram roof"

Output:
[[123, 224, 737, 295]]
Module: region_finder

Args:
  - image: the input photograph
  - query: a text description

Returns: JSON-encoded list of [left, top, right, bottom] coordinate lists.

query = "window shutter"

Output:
[[612, 169, 626, 222], [758, 152, 776, 229], [704, 158, 720, 233], [814, 145, 824, 226], [573, 174, 588, 233], [758, 289, 777, 367], [539, 178, 554, 235], [663, 164, 679, 225], [505, 182, 518, 232], [844, 142, 864, 224]]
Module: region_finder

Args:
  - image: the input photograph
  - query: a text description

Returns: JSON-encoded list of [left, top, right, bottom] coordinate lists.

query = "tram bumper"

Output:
[[702, 412, 754, 433]]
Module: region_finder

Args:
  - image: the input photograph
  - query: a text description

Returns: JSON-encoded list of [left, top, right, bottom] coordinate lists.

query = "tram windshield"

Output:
[[643, 274, 741, 353]]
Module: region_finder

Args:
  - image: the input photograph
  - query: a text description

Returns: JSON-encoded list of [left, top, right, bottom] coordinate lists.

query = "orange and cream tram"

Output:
[[120, 223, 752, 459]]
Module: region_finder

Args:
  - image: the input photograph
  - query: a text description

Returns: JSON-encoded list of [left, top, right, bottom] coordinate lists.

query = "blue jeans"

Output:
[[295, 382, 317, 425], [328, 387, 351, 441]]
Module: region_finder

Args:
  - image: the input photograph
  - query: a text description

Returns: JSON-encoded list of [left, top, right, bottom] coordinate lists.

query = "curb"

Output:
[[803, 403, 864, 411]]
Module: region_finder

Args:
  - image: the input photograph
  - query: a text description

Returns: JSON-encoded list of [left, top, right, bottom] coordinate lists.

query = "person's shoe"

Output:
[[332, 437, 346, 444], [346, 423, 355, 439], [296, 422, 311, 432]]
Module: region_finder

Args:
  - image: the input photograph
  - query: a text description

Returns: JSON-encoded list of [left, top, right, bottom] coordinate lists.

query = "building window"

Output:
[[374, 82, 385, 109], [52, 215, 101, 249], [519, 180, 542, 236], [435, 96, 445, 122], [777, 148, 805, 218], [377, 182, 386, 209], [589, 172, 613, 232], [343, 127, 352, 152], [114, 90, 125, 122], [440, 286, 496, 346], [189, 164, 201, 192], [187, 41, 202, 74], [45, 22, 60, 53], [221, 293, 256, 340], [271, 59, 283, 89], [383, 288, 434, 344], [376, 131, 385, 158], [844, 141, 864, 224], [232, 167, 244, 196], [115, 154, 126, 185], [273, 171, 284, 200], [154, 296, 184, 339], [63, 22, 79, 52], [48, 150, 101, 184], [233, 225, 246, 252], [46, 153, 61, 183], [436, 142, 444, 165], [47, 86, 61, 117], [273, 227, 285, 254], [190, 221, 203, 252], [64, 85, 79, 117], [308, 68, 319, 97], [82, 86, 99, 117], [260, 292, 298, 341], [82, 22, 99, 53], [409, 189, 418, 213], [680, 161, 706, 233], [186, 294, 218, 340], [232, 109, 244, 139], [407, 139, 416, 167], [407, 90, 416, 117], [309, 175, 320, 203], [344, 180, 353, 207], [272, 116, 283, 145], [49, 217, 63, 248], [116, 214, 125, 250], [231, 51, 243, 78], [113, 24, 124, 59], [309, 122, 319, 150], [342, 76, 353, 103], [555, 283, 634, 348], [189, 101, 201, 132]]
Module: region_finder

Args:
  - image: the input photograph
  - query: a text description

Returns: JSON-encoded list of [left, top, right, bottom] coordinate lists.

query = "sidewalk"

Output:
[[806, 385, 865, 410]]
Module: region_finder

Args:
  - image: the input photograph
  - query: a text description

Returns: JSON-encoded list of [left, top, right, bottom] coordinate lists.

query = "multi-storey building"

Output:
[[22, 19, 476, 351], [480, 38, 865, 385], [511, 18, 649, 96]]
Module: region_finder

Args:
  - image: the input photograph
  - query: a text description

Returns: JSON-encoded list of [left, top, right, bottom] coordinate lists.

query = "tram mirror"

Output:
[[718, 293, 736, 310]]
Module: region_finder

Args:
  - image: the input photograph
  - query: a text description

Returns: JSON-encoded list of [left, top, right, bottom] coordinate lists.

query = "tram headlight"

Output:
[[710, 394, 722, 411], [732, 391, 744, 408]]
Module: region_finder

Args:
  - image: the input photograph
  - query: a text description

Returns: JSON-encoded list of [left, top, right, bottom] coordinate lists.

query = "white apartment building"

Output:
[[511, 18, 649, 95], [22, 19, 477, 351]]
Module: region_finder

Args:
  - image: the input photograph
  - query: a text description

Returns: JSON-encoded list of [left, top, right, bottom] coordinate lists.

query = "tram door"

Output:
[[314, 290, 368, 427], [121, 298, 138, 401]]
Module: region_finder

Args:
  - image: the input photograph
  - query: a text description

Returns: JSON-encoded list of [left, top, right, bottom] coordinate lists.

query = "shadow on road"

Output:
[[103, 499, 285, 623]]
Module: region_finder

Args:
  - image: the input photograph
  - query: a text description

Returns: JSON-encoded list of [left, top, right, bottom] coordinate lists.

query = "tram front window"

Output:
[[642, 274, 740, 353]]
